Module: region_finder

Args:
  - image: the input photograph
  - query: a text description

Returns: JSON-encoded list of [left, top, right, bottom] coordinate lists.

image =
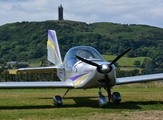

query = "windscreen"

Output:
[[64, 46, 105, 68]]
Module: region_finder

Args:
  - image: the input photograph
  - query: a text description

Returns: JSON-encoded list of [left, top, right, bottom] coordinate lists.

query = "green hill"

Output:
[[0, 20, 163, 68]]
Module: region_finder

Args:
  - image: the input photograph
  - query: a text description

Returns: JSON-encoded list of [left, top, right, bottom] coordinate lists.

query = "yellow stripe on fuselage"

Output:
[[47, 39, 60, 62], [74, 73, 89, 88]]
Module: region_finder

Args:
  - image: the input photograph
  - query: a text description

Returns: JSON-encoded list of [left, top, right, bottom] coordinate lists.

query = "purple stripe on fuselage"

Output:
[[70, 73, 88, 81]]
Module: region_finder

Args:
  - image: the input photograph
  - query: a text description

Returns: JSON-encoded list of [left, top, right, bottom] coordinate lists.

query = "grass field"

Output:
[[8, 69, 18, 74], [0, 82, 163, 120], [102, 54, 150, 67], [28, 59, 41, 67]]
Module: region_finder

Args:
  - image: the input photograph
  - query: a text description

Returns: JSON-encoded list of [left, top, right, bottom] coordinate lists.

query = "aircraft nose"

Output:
[[101, 64, 110, 73]]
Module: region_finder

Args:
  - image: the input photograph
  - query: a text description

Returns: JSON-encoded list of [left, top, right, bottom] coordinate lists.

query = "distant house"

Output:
[[7, 61, 28, 68], [7, 61, 16, 67]]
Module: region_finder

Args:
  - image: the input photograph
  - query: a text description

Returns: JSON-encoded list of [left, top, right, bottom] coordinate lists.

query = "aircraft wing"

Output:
[[116, 73, 163, 85], [2, 65, 75, 89], [17, 66, 60, 73], [0, 81, 74, 89]]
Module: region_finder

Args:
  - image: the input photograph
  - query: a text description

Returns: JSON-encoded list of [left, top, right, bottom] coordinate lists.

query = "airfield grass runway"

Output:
[[0, 82, 163, 120]]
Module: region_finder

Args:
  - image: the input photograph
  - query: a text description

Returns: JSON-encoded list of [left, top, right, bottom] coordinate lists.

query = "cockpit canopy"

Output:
[[64, 46, 105, 68]]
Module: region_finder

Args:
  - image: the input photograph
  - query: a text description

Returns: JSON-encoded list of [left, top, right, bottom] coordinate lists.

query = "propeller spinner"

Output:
[[76, 48, 131, 102]]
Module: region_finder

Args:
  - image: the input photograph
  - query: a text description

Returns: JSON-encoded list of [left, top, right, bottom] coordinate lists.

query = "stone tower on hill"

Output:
[[58, 4, 63, 20]]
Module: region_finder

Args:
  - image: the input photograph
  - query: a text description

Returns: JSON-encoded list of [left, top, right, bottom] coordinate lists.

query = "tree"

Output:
[[141, 58, 157, 74], [133, 60, 141, 67]]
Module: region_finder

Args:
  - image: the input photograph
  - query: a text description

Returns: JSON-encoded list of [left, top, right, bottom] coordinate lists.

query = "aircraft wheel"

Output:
[[111, 92, 121, 104], [53, 95, 62, 107], [98, 94, 107, 108]]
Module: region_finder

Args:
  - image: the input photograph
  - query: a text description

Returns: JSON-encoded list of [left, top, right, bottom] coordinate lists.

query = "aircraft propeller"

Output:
[[76, 48, 131, 102]]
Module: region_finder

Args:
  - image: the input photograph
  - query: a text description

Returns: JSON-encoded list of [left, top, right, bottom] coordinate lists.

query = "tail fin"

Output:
[[47, 30, 62, 65]]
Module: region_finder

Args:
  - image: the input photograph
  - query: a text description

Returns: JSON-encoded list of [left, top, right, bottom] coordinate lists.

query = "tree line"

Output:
[[0, 68, 140, 82], [0, 70, 59, 82]]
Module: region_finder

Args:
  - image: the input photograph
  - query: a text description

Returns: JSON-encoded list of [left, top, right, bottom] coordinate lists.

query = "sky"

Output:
[[0, 0, 163, 28]]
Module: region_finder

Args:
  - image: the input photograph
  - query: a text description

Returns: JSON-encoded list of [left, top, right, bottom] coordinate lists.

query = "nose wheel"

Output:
[[98, 88, 107, 108]]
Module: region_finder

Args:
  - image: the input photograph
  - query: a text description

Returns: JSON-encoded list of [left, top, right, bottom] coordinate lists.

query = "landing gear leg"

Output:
[[53, 89, 70, 107], [98, 87, 107, 108], [62, 89, 70, 99]]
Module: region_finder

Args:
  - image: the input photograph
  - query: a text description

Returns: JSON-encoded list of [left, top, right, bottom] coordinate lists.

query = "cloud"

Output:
[[0, 0, 163, 28]]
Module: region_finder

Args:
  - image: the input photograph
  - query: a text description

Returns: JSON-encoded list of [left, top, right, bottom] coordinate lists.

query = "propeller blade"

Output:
[[104, 48, 131, 102], [76, 55, 101, 68], [110, 48, 131, 65], [105, 74, 111, 102]]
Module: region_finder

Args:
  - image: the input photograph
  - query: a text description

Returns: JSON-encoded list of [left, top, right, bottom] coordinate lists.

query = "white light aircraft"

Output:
[[1, 30, 163, 107]]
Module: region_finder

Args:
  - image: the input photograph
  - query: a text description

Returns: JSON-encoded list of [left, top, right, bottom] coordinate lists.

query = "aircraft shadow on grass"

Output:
[[0, 96, 162, 110], [63, 97, 163, 109]]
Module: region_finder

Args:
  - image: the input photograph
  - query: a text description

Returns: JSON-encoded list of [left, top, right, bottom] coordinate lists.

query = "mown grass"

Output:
[[28, 59, 41, 67], [8, 69, 18, 74], [8, 59, 41, 74], [102, 54, 150, 67], [0, 82, 163, 119]]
